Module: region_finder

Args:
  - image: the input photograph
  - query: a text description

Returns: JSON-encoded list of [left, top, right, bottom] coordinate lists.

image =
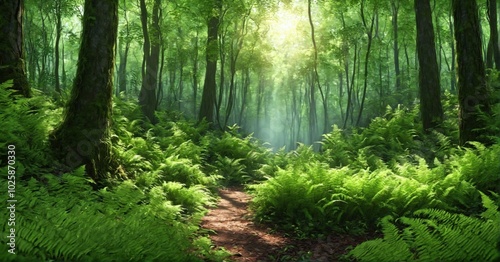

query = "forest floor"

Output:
[[201, 187, 379, 261]]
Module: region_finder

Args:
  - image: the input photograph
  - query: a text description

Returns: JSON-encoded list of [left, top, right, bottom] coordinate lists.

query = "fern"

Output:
[[0, 167, 212, 261], [348, 192, 500, 261]]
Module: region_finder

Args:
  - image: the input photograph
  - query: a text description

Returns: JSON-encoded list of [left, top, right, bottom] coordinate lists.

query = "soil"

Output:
[[201, 187, 380, 262]]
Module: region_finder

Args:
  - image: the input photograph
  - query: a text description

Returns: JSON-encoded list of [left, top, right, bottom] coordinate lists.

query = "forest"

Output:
[[1, 0, 500, 261]]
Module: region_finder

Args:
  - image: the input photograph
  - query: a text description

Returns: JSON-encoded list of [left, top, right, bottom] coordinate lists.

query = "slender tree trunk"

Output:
[[54, 0, 62, 95], [453, 0, 492, 145], [118, 1, 130, 95], [356, 1, 375, 126], [49, 0, 118, 187], [488, 0, 500, 69], [338, 72, 345, 124], [61, 35, 66, 90], [0, 0, 31, 97], [391, 0, 401, 101], [199, 0, 221, 125], [238, 67, 250, 126], [446, 14, 456, 93], [256, 72, 264, 136], [344, 43, 357, 129], [156, 46, 165, 109], [308, 0, 328, 135], [118, 41, 129, 94], [138, 0, 160, 124], [192, 29, 200, 117], [216, 25, 227, 128], [415, 0, 444, 131]]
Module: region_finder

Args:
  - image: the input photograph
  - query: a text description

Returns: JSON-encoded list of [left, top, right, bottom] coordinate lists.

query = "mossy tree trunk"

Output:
[[453, 0, 492, 145], [415, 0, 443, 131], [49, 0, 118, 187], [0, 0, 31, 97]]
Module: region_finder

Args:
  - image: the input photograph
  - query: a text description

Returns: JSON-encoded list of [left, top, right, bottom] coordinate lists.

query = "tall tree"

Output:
[[50, 0, 118, 187], [356, 0, 375, 126], [117, 0, 131, 95], [453, 0, 492, 145], [391, 0, 402, 102], [138, 0, 161, 124], [414, 0, 443, 130], [308, 0, 328, 136], [53, 0, 62, 94], [0, 0, 31, 97], [199, 0, 222, 124], [487, 0, 500, 70]]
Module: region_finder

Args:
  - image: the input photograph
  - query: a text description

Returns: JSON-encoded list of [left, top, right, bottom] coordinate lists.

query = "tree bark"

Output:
[[308, 0, 328, 135], [192, 29, 199, 117], [453, 0, 492, 145], [0, 0, 31, 97], [356, 0, 375, 126], [199, 0, 221, 125], [118, 0, 130, 95], [488, 0, 500, 70], [49, 0, 118, 187], [138, 0, 160, 124], [54, 0, 62, 95], [391, 0, 401, 101], [415, 0, 443, 131]]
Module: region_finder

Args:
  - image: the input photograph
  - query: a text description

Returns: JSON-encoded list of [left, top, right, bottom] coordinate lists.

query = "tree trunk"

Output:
[[49, 0, 118, 187], [256, 71, 265, 137], [453, 0, 492, 145], [0, 0, 31, 97], [308, 0, 328, 135], [356, 1, 375, 126], [138, 0, 160, 124], [199, 0, 221, 125], [54, 0, 62, 95], [488, 0, 500, 69], [238, 67, 250, 126], [118, 2, 130, 95], [415, 0, 444, 131], [391, 0, 401, 101], [449, 13, 456, 93], [192, 29, 199, 117]]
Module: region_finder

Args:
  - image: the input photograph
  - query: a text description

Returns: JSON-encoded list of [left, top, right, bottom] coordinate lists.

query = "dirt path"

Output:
[[201, 187, 380, 261], [201, 187, 289, 261]]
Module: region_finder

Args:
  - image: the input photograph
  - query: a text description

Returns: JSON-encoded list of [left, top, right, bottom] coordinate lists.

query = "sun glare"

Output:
[[267, 5, 305, 49]]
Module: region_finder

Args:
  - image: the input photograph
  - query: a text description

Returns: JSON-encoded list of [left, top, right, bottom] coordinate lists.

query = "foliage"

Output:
[[321, 106, 456, 170], [348, 193, 500, 262], [249, 154, 483, 236], [0, 81, 61, 178], [203, 125, 271, 185], [448, 142, 500, 194], [0, 167, 215, 261]]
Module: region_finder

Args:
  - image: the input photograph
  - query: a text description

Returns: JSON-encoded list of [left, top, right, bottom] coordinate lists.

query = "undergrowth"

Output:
[[0, 87, 231, 261], [347, 192, 500, 261], [2, 81, 499, 261], [249, 104, 500, 262]]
